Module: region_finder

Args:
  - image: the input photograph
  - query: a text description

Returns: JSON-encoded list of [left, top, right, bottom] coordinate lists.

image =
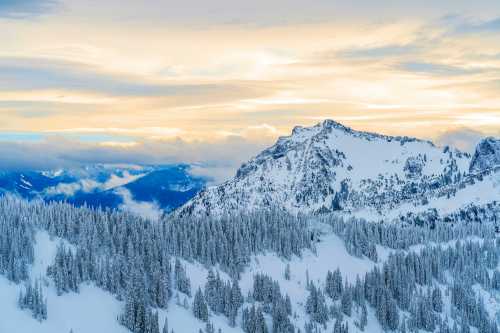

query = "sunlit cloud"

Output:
[[45, 127, 184, 139], [1, 1, 500, 179], [453, 112, 500, 126], [0, 90, 116, 104], [99, 141, 139, 148]]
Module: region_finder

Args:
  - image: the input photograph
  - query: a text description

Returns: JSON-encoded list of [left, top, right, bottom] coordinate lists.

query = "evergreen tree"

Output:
[[284, 264, 291, 281], [432, 287, 443, 313], [174, 259, 191, 296], [325, 269, 343, 300], [18, 278, 48, 321], [341, 284, 353, 316], [162, 316, 169, 333], [193, 288, 209, 322], [305, 282, 328, 325]]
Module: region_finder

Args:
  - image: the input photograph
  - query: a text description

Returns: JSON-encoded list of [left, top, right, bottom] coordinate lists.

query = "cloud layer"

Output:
[[0, 133, 272, 183], [1, 2, 500, 179]]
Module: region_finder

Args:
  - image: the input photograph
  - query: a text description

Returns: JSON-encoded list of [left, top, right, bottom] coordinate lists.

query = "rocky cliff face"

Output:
[[469, 137, 500, 173]]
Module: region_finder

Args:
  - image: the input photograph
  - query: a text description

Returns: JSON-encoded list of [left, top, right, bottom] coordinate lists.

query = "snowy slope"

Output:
[[0, 231, 243, 333], [1, 209, 498, 333], [176, 119, 491, 219], [0, 226, 386, 333], [0, 231, 129, 333]]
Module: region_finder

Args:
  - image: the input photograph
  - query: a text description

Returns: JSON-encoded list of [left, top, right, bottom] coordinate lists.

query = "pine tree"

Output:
[[205, 322, 215, 333], [341, 285, 352, 316], [284, 264, 291, 281], [18, 278, 48, 321], [305, 282, 328, 325], [432, 287, 443, 313], [359, 303, 367, 331], [193, 288, 209, 322], [325, 269, 343, 300], [174, 259, 191, 296], [162, 316, 169, 333]]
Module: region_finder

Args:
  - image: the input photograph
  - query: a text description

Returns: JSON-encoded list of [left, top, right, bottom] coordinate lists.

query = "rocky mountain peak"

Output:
[[175, 119, 481, 218], [469, 137, 500, 173]]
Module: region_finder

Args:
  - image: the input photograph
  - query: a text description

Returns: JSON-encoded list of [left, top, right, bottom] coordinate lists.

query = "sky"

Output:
[[1, 0, 500, 179]]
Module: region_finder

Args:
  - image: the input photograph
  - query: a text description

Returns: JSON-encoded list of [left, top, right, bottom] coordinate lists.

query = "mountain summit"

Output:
[[176, 120, 500, 218], [469, 137, 500, 173]]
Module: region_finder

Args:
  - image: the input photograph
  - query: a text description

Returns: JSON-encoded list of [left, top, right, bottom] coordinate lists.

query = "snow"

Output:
[[0, 231, 129, 333], [177, 119, 477, 219], [355, 170, 500, 222], [241, 233, 375, 289], [0, 231, 248, 333], [20, 174, 32, 187], [237, 232, 379, 332], [0, 276, 130, 333], [30, 232, 59, 279], [0, 228, 380, 333], [178, 230, 382, 332], [1, 120, 499, 332], [157, 304, 243, 333], [1, 224, 498, 333]]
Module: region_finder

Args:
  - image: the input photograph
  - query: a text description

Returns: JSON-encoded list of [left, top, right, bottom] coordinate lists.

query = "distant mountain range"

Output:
[[176, 120, 500, 221], [0, 164, 206, 215]]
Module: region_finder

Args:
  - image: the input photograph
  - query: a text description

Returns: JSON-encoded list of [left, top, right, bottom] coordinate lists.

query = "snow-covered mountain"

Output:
[[176, 120, 499, 219], [0, 164, 206, 216]]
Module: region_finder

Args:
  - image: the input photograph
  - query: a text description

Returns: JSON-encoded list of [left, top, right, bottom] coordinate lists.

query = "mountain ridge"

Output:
[[175, 119, 498, 220], [0, 164, 206, 214]]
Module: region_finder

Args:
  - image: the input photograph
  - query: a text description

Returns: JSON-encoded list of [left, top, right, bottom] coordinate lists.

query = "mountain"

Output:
[[0, 164, 206, 215], [176, 119, 499, 219], [66, 166, 205, 213], [0, 171, 66, 198], [1, 122, 499, 333], [469, 137, 500, 173]]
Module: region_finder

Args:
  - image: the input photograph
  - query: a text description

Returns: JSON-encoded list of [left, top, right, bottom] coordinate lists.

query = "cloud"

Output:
[[102, 171, 145, 190], [435, 128, 489, 153], [451, 16, 500, 34], [44, 170, 145, 196], [46, 127, 183, 140], [45, 181, 86, 197], [52, 1, 500, 28], [0, 57, 225, 97], [336, 44, 419, 60], [0, 0, 57, 19], [3, 8, 500, 169], [115, 187, 162, 221], [0, 133, 271, 183], [396, 61, 484, 76]]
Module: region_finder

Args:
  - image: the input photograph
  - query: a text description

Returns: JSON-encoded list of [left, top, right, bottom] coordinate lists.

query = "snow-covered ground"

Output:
[[2, 224, 498, 333], [353, 170, 500, 222], [0, 229, 379, 333], [0, 231, 246, 333], [0, 231, 129, 333], [238, 233, 382, 332]]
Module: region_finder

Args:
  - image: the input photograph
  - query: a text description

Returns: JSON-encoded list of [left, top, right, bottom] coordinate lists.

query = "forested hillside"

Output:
[[1, 195, 499, 333]]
